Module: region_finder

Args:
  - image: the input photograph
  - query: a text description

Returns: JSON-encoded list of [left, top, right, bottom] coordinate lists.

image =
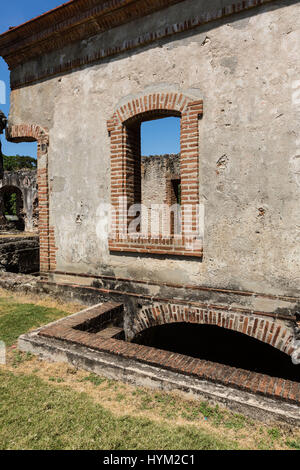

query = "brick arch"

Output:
[[6, 124, 49, 144], [131, 303, 299, 362], [108, 92, 196, 130], [6, 123, 56, 272], [107, 92, 204, 257], [124, 108, 181, 127]]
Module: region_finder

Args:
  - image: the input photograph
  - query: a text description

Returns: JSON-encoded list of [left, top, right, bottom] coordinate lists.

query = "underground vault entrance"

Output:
[[133, 323, 300, 383]]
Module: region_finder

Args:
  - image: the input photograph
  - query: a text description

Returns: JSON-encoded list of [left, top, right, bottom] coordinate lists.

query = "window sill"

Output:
[[108, 235, 203, 258]]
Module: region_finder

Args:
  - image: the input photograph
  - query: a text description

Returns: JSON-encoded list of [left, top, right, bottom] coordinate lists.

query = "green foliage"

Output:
[[11, 351, 33, 368], [286, 439, 300, 450], [267, 428, 281, 440], [4, 193, 17, 216], [3, 154, 37, 171], [79, 374, 106, 386]]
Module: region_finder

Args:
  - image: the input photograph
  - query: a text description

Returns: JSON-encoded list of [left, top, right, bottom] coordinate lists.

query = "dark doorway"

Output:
[[0, 185, 25, 231]]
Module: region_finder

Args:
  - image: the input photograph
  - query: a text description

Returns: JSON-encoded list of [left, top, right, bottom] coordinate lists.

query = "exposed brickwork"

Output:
[[132, 303, 297, 358], [49, 227, 58, 272], [45, 301, 124, 332], [0, 0, 277, 88], [108, 92, 203, 257], [38, 301, 300, 405], [6, 124, 57, 272]]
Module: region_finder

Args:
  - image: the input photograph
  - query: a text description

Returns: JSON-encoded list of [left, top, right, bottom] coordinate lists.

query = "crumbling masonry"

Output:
[[0, 111, 38, 233], [0, 111, 39, 273]]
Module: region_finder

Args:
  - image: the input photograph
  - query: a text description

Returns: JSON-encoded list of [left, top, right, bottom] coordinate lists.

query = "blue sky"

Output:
[[141, 117, 180, 156], [0, 1, 180, 158]]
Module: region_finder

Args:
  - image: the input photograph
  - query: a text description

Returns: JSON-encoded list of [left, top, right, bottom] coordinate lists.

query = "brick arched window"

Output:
[[107, 92, 203, 257]]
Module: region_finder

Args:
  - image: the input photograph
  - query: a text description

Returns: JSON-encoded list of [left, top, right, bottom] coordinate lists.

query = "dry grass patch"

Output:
[[0, 233, 36, 239], [3, 351, 300, 451], [0, 287, 84, 314]]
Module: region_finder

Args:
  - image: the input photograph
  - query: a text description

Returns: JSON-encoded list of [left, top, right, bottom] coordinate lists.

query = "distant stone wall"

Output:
[[0, 111, 38, 233], [0, 170, 38, 232], [0, 110, 7, 179], [141, 154, 180, 234]]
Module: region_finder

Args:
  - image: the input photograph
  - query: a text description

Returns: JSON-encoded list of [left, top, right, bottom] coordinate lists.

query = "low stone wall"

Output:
[[0, 236, 39, 274], [0, 272, 38, 292]]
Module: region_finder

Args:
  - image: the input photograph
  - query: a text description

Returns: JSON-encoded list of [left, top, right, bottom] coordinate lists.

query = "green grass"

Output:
[[285, 439, 300, 450], [79, 374, 106, 387], [0, 298, 70, 346], [11, 351, 33, 368], [0, 370, 236, 450]]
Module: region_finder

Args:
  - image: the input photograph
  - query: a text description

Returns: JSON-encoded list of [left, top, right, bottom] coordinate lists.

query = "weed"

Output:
[[80, 374, 105, 387], [49, 377, 65, 384], [267, 428, 281, 440], [286, 439, 300, 450], [11, 351, 33, 368]]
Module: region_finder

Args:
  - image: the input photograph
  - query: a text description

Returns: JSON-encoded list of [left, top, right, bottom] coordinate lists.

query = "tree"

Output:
[[3, 154, 37, 171]]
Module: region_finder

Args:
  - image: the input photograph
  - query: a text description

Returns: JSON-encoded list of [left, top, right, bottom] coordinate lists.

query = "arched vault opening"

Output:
[[129, 303, 300, 367], [133, 322, 300, 382]]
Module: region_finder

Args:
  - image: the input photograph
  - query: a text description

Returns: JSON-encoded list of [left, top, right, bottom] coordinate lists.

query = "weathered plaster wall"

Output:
[[7, 0, 300, 297]]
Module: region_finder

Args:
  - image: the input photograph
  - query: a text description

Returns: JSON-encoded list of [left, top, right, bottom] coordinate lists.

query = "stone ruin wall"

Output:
[[0, 170, 38, 233], [141, 154, 180, 234], [0, 110, 6, 178], [0, 111, 38, 233], [0, 111, 39, 273]]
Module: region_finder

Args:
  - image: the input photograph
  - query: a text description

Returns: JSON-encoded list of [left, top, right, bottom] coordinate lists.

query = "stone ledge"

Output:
[[108, 237, 203, 257]]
